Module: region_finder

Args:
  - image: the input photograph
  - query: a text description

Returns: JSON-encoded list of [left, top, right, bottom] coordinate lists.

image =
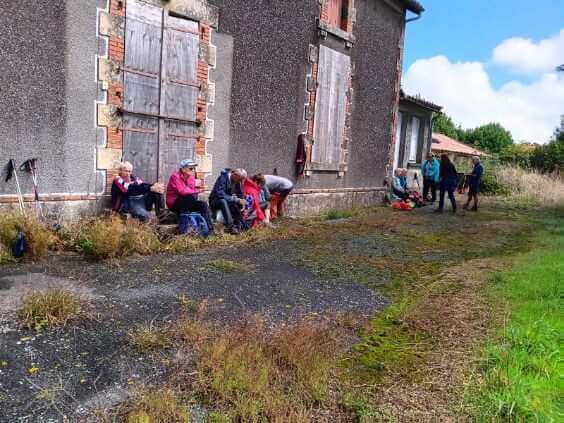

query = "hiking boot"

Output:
[[471, 206, 478, 212], [462, 204, 469, 210], [227, 225, 240, 235], [452, 208, 457, 213], [433, 208, 443, 213]]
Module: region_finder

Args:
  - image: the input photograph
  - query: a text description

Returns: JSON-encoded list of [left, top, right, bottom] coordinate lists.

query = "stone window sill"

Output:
[[317, 20, 355, 45]]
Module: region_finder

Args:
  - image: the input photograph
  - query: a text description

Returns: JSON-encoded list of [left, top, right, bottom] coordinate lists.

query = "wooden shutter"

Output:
[[123, 1, 200, 185], [123, 0, 163, 181], [159, 15, 199, 185], [312, 46, 351, 168], [326, 0, 343, 28]]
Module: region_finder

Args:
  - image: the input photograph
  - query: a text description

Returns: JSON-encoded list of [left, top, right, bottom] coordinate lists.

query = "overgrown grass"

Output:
[[467, 214, 563, 420], [0, 212, 55, 260], [486, 165, 564, 205], [17, 289, 85, 331], [74, 216, 162, 259]]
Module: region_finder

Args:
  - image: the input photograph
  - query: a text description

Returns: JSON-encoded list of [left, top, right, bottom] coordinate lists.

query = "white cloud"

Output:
[[403, 54, 564, 143], [493, 29, 564, 74]]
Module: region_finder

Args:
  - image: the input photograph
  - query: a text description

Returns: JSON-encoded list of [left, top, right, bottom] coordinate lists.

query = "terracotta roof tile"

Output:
[[431, 133, 487, 157]]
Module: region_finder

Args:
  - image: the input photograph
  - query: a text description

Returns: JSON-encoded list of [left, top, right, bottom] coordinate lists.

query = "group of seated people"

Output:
[[111, 160, 294, 235]]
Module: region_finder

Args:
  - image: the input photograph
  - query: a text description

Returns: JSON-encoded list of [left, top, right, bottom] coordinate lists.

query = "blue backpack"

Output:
[[178, 213, 209, 238]]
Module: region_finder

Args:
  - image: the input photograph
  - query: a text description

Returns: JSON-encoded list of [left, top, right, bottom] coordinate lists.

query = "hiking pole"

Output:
[[6, 159, 26, 216], [21, 158, 43, 218]]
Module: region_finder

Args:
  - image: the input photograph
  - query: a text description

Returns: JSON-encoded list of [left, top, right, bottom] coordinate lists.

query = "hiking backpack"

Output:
[[178, 213, 210, 238]]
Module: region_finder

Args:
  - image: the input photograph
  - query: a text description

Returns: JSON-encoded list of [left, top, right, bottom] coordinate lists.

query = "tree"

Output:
[[467, 123, 514, 154], [432, 114, 459, 139]]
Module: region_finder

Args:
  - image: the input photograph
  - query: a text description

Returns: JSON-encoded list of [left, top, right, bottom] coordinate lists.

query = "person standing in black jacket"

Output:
[[436, 154, 457, 213]]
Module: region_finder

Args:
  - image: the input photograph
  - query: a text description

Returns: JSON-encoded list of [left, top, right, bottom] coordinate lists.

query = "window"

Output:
[[409, 116, 420, 162], [312, 46, 351, 168], [393, 112, 403, 170]]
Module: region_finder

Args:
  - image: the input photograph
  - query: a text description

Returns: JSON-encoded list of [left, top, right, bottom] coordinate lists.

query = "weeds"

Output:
[[17, 289, 85, 331], [0, 212, 55, 260], [118, 389, 189, 423], [128, 323, 172, 353], [75, 216, 161, 259], [324, 209, 357, 220]]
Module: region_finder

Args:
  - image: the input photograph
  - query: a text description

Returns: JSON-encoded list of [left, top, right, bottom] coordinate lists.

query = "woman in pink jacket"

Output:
[[166, 159, 214, 233]]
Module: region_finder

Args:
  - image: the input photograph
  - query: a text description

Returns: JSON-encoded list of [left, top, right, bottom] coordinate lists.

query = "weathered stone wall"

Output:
[[285, 188, 385, 217]]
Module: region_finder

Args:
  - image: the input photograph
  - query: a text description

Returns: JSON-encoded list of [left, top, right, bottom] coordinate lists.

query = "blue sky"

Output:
[[404, 0, 564, 88], [401, 0, 564, 143]]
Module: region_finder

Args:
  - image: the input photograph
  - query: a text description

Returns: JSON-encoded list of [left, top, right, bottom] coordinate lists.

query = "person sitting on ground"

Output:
[[421, 153, 440, 203], [436, 154, 458, 213], [463, 156, 484, 212], [208, 168, 247, 234], [264, 174, 294, 219], [111, 161, 165, 222], [251, 174, 273, 226], [166, 159, 214, 233], [392, 168, 408, 200]]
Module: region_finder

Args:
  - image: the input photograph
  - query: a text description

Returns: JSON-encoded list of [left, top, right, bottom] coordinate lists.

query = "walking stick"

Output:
[[6, 160, 26, 216]]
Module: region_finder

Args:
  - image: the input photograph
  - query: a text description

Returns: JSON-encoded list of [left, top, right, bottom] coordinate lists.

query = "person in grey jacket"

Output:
[[264, 174, 294, 219]]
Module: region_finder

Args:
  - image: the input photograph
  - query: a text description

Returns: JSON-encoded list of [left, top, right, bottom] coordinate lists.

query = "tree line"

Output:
[[432, 114, 564, 174]]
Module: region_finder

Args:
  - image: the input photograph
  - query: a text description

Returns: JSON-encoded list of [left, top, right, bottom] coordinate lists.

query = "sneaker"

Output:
[[227, 226, 240, 235]]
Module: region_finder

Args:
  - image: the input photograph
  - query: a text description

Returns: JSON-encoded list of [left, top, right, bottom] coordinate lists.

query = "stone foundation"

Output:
[[285, 188, 385, 217]]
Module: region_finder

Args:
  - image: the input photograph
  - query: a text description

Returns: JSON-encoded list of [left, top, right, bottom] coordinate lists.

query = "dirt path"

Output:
[[0, 203, 532, 421]]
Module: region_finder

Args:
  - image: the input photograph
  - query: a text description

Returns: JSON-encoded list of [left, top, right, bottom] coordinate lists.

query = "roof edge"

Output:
[[402, 0, 425, 14]]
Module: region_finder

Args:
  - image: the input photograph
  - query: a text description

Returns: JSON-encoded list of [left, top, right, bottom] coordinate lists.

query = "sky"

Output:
[[402, 0, 564, 143]]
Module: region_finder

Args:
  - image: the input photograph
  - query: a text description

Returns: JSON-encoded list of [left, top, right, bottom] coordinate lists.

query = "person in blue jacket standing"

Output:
[[463, 156, 484, 211], [435, 154, 458, 213], [421, 153, 440, 203]]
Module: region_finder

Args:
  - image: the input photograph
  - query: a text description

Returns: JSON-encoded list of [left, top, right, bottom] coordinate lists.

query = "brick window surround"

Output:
[[97, 0, 217, 193]]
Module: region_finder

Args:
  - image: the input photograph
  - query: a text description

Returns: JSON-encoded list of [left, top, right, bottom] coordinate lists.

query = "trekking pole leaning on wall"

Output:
[[6, 159, 26, 216], [20, 158, 43, 218]]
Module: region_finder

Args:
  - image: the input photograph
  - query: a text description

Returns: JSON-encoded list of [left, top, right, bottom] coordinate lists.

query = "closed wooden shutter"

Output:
[[123, 0, 163, 182], [312, 45, 351, 167], [326, 0, 343, 28], [123, 0, 199, 184]]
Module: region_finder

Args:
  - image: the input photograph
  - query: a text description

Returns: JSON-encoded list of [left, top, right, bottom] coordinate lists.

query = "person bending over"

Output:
[[251, 174, 273, 226], [209, 168, 246, 234], [264, 174, 294, 219], [166, 159, 214, 233], [111, 161, 164, 222]]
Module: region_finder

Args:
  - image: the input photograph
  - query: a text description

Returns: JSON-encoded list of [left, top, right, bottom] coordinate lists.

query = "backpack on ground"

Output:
[[178, 213, 209, 238]]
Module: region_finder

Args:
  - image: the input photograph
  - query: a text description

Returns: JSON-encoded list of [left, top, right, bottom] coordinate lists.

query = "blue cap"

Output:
[[179, 159, 198, 168]]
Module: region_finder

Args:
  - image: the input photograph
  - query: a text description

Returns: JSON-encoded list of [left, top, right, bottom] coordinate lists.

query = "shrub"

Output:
[[479, 172, 511, 196], [0, 212, 54, 260], [76, 216, 161, 259], [17, 289, 84, 331]]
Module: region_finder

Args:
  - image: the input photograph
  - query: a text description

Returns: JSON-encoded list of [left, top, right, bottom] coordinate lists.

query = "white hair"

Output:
[[472, 156, 481, 162], [234, 168, 247, 178], [118, 161, 133, 171]]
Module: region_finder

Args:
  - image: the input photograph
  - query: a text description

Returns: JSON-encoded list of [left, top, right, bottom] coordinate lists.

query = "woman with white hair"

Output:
[[166, 159, 214, 233], [111, 161, 165, 221], [463, 156, 484, 211], [392, 168, 408, 200]]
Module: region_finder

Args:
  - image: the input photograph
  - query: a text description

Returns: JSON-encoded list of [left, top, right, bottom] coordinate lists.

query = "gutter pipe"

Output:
[[405, 12, 422, 23]]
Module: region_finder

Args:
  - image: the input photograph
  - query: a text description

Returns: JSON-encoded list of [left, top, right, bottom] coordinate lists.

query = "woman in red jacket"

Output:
[[166, 159, 214, 233]]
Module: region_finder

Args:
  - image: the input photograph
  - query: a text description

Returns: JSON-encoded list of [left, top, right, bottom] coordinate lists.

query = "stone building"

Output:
[[0, 0, 425, 219]]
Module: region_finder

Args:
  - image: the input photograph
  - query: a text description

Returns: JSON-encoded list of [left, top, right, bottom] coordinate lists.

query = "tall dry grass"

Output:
[[494, 166, 564, 205]]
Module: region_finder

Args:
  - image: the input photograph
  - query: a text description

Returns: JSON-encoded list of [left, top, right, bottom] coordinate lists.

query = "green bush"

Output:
[[479, 172, 510, 196]]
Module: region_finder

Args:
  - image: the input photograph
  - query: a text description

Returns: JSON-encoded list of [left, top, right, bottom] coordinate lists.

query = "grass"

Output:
[[0, 212, 55, 260], [75, 216, 162, 259], [17, 289, 85, 331], [467, 213, 563, 420], [492, 165, 564, 205], [205, 258, 249, 273], [128, 323, 173, 353], [117, 389, 189, 423], [324, 208, 358, 220]]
